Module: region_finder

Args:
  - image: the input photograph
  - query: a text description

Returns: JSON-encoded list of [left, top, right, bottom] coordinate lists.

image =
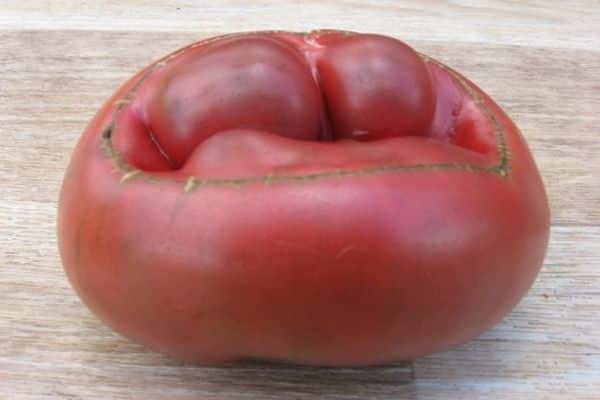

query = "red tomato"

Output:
[[58, 30, 550, 366]]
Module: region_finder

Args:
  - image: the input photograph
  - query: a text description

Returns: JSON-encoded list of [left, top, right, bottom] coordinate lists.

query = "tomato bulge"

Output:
[[146, 36, 324, 168], [113, 32, 496, 174]]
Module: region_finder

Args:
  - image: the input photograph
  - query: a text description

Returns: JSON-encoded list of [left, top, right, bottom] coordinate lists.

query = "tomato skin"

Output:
[[316, 34, 436, 141], [58, 31, 550, 366], [147, 36, 323, 167]]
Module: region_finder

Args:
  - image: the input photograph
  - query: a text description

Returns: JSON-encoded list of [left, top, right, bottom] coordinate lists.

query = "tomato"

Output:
[[58, 30, 550, 366]]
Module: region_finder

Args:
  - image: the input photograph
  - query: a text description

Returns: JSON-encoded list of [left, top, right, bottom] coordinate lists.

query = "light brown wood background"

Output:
[[1, 1, 599, 399]]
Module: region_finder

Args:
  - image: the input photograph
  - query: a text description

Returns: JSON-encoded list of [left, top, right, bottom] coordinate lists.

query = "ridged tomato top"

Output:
[[109, 31, 500, 176]]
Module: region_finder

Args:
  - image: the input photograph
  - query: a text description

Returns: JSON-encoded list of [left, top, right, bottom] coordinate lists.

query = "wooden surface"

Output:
[[1, 1, 599, 399]]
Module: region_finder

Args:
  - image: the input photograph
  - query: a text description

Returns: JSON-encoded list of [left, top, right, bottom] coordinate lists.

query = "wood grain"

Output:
[[1, 2, 599, 399]]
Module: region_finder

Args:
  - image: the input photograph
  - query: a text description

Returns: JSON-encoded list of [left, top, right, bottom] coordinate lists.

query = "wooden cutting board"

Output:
[[1, 1, 599, 399]]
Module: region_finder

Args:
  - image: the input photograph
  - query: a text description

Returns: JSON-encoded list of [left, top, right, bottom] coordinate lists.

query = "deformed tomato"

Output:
[[58, 30, 550, 366]]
